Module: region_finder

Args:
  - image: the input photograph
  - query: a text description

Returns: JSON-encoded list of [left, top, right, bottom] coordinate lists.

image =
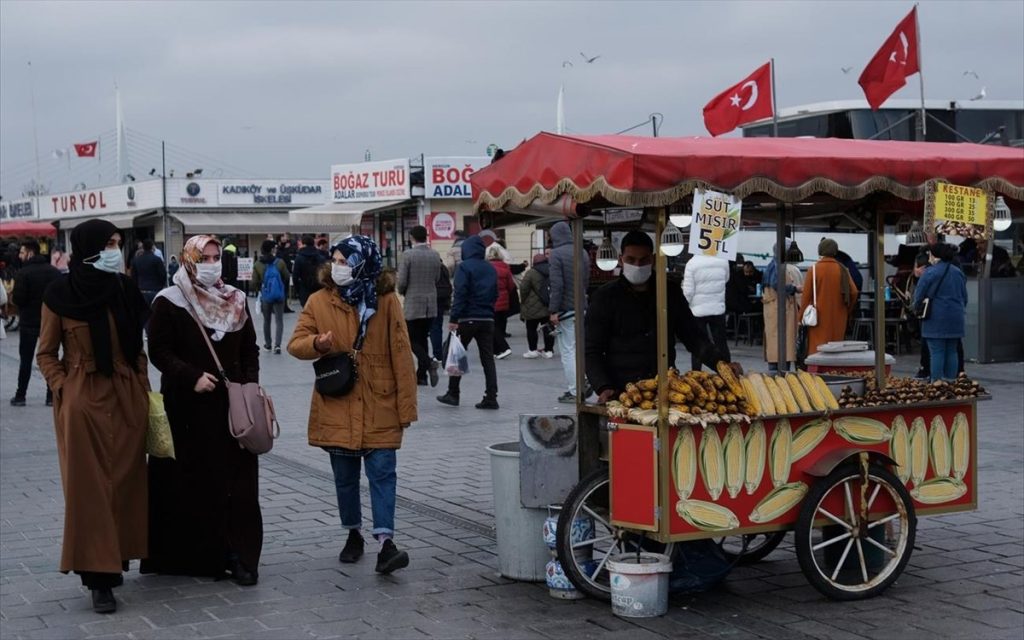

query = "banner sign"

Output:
[[0, 198, 36, 220], [331, 158, 410, 203], [218, 181, 328, 206], [40, 180, 163, 219], [424, 156, 489, 199], [925, 181, 992, 240], [426, 211, 457, 242], [688, 189, 742, 260], [237, 257, 254, 281]]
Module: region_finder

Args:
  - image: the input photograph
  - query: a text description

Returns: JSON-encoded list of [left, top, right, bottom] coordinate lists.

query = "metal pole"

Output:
[[771, 58, 779, 138], [776, 205, 787, 370], [161, 141, 169, 284], [874, 210, 886, 388], [27, 61, 42, 190], [572, 216, 586, 406], [654, 206, 670, 536], [914, 3, 927, 138]]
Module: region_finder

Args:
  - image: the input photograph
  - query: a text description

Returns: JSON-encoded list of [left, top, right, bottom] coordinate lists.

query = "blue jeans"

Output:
[[926, 338, 959, 381], [328, 448, 397, 539], [556, 316, 577, 395]]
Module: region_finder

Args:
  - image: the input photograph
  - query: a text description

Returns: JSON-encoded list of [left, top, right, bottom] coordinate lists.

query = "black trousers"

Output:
[[492, 311, 510, 354], [406, 317, 434, 381], [692, 314, 730, 371], [76, 570, 124, 590], [525, 318, 555, 352], [447, 320, 498, 399], [16, 326, 49, 399]]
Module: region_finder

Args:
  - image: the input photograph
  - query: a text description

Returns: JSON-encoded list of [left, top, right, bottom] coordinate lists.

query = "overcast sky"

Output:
[[1, 0, 1022, 193]]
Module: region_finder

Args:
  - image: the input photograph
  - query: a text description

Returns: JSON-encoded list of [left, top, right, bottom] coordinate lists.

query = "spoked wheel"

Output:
[[715, 531, 787, 565], [795, 462, 916, 600], [556, 468, 675, 601]]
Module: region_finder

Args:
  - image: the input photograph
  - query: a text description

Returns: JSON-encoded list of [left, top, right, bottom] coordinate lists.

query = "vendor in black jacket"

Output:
[[586, 231, 741, 404]]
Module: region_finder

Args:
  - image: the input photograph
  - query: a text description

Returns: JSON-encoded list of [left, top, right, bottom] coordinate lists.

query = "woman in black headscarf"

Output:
[[36, 219, 151, 614]]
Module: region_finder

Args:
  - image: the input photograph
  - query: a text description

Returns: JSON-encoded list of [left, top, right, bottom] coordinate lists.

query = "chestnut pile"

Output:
[[838, 373, 987, 408]]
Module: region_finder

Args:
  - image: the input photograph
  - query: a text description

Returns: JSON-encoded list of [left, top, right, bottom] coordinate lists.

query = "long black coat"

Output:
[[140, 297, 263, 577]]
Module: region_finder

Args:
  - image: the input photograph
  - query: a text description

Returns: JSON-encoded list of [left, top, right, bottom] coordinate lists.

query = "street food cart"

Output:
[[471, 134, 1023, 601], [0, 221, 58, 330]]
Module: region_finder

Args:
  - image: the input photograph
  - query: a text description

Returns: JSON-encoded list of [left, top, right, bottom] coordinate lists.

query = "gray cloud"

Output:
[[2, 0, 1021, 194]]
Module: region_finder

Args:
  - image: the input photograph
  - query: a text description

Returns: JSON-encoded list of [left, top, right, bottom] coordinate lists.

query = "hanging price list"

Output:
[[934, 183, 987, 225]]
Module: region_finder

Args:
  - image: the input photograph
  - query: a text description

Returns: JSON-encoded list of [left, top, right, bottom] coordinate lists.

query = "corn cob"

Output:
[[770, 419, 792, 487], [785, 374, 814, 413], [638, 400, 655, 410], [749, 481, 808, 523], [813, 375, 840, 410], [909, 417, 928, 487], [673, 426, 697, 499], [910, 477, 967, 504], [930, 415, 952, 478], [833, 416, 892, 444], [890, 416, 911, 484], [744, 421, 766, 495], [642, 390, 655, 401], [676, 499, 740, 532], [790, 418, 831, 462], [670, 379, 694, 399], [747, 374, 776, 416], [700, 427, 725, 500], [769, 376, 799, 414], [797, 371, 827, 411], [716, 361, 746, 399], [722, 423, 745, 499], [950, 412, 970, 481], [637, 378, 658, 391]]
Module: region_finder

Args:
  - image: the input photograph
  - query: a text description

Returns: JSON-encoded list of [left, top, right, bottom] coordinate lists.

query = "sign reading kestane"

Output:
[[424, 157, 489, 199], [331, 159, 410, 203]]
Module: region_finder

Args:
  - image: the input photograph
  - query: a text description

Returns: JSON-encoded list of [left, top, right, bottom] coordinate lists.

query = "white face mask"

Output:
[[195, 262, 222, 287], [89, 248, 124, 274], [622, 263, 652, 285], [331, 263, 354, 286]]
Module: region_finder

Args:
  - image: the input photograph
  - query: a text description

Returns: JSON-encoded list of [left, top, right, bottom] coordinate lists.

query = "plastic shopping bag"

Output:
[[445, 332, 469, 376]]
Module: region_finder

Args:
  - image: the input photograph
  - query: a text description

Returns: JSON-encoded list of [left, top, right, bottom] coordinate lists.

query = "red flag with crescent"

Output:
[[74, 141, 98, 157], [858, 6, 920, 110], [702, 62, 773, 137]]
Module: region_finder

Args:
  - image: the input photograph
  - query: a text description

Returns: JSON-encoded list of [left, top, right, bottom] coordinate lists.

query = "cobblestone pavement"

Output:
[[2, 311, 1022, 639]]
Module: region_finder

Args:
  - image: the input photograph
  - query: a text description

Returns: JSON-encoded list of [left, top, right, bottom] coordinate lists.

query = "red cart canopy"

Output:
[[0, 220, 57, 238], [472, 133, 1024, 212]]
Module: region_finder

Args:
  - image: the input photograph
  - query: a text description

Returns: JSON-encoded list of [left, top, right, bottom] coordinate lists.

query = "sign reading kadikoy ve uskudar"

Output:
[[688, 189, 742, 260]]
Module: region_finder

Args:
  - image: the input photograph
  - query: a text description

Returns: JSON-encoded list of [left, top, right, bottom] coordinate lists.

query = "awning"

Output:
[[170, 211, 351, 234], [288, 200, 409, 227], [0, 220, 57, 238], [57, 211, 158, 230]]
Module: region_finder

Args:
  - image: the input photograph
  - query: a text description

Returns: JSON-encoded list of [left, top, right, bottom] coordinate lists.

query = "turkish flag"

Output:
[[858, 7, 920, 110], [703, 62, 773, 137], [73, 141, 98, 157]]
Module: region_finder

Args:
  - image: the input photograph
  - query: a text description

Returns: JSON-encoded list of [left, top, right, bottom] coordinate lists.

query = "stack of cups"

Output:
[[542, 506, 596, 600]]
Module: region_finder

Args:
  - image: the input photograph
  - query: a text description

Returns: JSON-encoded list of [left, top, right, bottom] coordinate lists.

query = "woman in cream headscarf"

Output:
[[762, 240, 804, 370], [799, 238, 859, 357], [141, 235, 264, 586]]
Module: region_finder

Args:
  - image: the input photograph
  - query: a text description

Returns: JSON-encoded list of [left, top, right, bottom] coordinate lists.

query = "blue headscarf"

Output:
[[331, 235, 382, 348]]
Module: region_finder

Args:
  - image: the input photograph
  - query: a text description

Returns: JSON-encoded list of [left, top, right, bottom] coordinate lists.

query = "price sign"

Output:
[[688, 189, 742, 260], [926, 181, 993, 241], [237, 257, 254, 281]]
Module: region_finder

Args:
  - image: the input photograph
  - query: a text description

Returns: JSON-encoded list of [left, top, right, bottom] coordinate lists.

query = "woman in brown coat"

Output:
[[288, 236, 417, 575], [799, 238, 859, 357], [36, 219, 151, 614], [141, 235, 263, 586]]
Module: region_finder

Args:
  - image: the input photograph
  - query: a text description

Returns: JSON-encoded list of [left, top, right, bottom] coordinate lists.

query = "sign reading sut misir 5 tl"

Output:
[[331, 159, 410, 203], [689, 189, 742, 261]]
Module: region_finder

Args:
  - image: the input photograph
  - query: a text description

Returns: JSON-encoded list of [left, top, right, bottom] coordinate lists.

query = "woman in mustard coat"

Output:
[[799, 238, 859, 357], [288, 236, 417, 575]]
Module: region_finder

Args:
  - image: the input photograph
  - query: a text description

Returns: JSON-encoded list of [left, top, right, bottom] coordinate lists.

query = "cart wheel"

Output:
[[555, 467, 675, 601], [795, 462, 916, 600], [715, 531, 787, 565]]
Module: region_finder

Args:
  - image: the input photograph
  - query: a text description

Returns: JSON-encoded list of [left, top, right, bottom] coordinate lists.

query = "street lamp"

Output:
[[994, 196, 1012, 232], [596, 236, 619, 271], [660, 223, 685, 257]]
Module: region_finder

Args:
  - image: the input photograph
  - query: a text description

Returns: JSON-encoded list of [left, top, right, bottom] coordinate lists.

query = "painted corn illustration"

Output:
[[673, 426, 697, 499], [722, 423, 745, 499], [909, 417, 928, 487], [790, 418, 831, 462], [950, 412, 970, 481], [769, 419, 792, 488], [700, 427, 725, 501], [910, 477, 967, 504], [676, 499, 740, 532], [833, 416, 892, 444], [750, 482, 808, 523], [929, 415, 952, 478], [890, 416, 910, 484], [744, 421, 766, 495]]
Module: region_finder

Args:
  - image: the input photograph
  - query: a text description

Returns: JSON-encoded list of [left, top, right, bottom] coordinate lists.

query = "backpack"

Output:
[[537, 272, 551, 308], [436, 263, 453, 309], [261, 259, 285, 303]]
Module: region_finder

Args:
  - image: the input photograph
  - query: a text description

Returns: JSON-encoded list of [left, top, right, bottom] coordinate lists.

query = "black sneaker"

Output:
[[436, 393, 459, 406], [475, 397, 499, 410], [263, 344, 272, 353], [338, 530, 364, 564], [375, 539, 409, 575], [428, 360, 439, 387], [273, 346, 281, 355], [558, 392, 576, 404], [227, 555, 258, 586], [91, 588, 116, 614], [10, 396, 26, 407]]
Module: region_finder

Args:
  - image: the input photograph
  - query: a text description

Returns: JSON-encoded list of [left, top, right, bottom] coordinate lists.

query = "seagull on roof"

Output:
[[841, 66, 853, 74], [562, 60, 573, 68], [970, 86, 986, 101], [963, 70, 980, 79], [579, 52, 601, 64]]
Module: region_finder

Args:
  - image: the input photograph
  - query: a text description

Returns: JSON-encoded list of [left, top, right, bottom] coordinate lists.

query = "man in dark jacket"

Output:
[[292, 234, 327, 307], [130, 239, 166, 306], [10, 241, 60, 406], [277, 234, 296, 312], [835, 249, 863, 294], [547, 221, 591, 403], [586, 231, 740, 403], [437, 235, 499, 410]]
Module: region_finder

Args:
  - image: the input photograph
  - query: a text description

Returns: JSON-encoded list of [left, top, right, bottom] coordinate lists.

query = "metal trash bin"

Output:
[[487, 442, 549, 581]]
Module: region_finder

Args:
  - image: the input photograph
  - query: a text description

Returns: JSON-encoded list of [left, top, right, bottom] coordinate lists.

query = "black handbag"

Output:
[[915, 264, 950, 321], [314, 352, 358, 397]]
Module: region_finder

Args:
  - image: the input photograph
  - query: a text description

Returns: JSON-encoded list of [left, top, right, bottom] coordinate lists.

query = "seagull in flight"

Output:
[[969, 86, 986, 101], [963, 70, 980, 79], [562, 60, 573, 68], [579, 51, 601, 64], [841, 66, 853, 74]]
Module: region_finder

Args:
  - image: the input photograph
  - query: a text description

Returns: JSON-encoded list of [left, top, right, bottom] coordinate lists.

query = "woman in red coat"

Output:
[[487, 244, 517, 359]]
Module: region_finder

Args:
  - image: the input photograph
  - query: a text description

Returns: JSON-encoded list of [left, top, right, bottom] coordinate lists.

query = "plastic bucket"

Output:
[[607, 552, 672, 618], [487, 442, 549, 581]]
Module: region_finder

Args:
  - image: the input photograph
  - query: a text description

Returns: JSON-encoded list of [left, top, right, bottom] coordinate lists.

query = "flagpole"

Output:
[[770, 58, 779, 137], [28, 61, 42, 189], [914, 4, 926, 138]]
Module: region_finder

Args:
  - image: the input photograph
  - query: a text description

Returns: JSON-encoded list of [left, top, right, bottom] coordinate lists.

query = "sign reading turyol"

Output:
[[331, 159, 410, 203], [424, 157, 489, 199], [688, 188, 742, 261], [40, 181, 163, 219]]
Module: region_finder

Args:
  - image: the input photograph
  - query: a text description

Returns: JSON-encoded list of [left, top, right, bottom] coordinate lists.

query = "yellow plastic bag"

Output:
[[146, 391, 176, 459]]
